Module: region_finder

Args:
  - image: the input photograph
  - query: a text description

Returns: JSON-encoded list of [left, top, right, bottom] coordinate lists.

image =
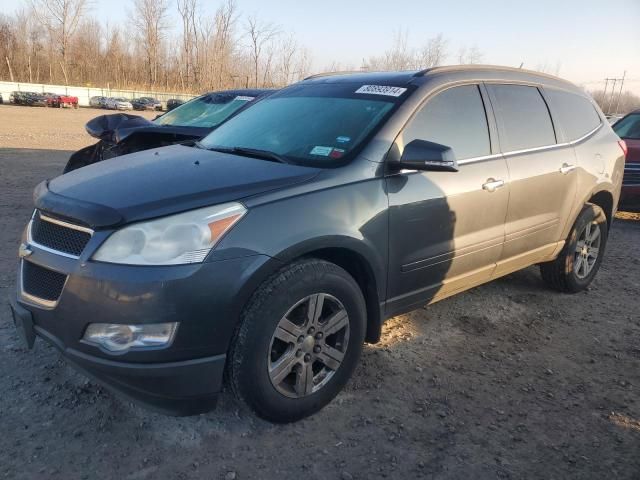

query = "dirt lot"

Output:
[[1, 104, 639, 479]]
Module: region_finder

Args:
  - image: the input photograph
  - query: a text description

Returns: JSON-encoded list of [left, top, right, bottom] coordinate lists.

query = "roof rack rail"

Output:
[[303, 71, 364, 80], [412, 68, 432, 77]]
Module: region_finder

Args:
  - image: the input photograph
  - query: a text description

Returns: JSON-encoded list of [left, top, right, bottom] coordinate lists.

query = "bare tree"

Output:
[[367, 31, 448, 71], [177, 0, 198, 88], [416, 33, 448, 68], [592, 89, 640, 115], [245, 16, 279, 87], [30, 0, 89, 84], [457, 45, 484, 64], [210, 0, 238, 89], [131, 0, 169, 86]]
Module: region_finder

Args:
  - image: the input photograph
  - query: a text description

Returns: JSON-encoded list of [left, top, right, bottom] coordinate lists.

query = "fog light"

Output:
[[83, 322, 178, 353]]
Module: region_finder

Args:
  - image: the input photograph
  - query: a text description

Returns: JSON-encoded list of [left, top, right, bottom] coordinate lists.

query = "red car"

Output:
[[613, 110, 640, 211], [59, 94, 79, 108]]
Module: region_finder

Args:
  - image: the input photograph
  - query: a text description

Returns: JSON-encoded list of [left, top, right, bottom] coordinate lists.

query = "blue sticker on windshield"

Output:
[[336, 136, 351, 144]]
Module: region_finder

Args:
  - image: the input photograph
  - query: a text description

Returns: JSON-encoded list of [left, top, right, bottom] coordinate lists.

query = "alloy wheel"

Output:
[[574, 221, 601, 279], [268, 293, 350, 398]]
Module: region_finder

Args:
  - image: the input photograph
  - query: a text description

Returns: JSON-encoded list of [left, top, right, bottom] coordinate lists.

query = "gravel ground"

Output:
[[1, 104, 639, 479]]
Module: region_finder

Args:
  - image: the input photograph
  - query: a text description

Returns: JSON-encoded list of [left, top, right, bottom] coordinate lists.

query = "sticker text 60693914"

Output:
[[354, 85, 407, 97]]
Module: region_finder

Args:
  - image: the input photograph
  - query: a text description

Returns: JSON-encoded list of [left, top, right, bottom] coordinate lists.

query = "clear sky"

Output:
[[5, 0, 640, 93]]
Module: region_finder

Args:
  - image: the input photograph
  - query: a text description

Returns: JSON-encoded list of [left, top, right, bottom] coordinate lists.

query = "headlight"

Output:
[[93, 202, 246, 265], [83, 322, 178, 353]]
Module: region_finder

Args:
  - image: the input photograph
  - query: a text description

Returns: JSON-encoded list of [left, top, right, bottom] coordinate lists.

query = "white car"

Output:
[[105, 97, 133, 110]]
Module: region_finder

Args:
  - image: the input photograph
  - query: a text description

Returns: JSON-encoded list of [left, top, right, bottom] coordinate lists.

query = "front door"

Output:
[[386, 84, 509, 316]]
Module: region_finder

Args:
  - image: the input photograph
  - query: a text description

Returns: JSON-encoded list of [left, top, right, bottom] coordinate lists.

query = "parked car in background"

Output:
[[612, 110, 640, 211], [58, 94, 79, 108], [166, 98, 185, 111], [12, 67, 624, 422], [90, 96, 108, 108], [64, 88, 274, 172], [25, 93, 48, 107], [10, 91, 35, 105], [105, 97, 133, 110], [43, 93, 61, 108], [132, 97, 162, 111]]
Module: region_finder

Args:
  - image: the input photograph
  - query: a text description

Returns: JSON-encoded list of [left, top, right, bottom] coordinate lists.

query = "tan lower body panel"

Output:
[[426, 241, 565, 306]]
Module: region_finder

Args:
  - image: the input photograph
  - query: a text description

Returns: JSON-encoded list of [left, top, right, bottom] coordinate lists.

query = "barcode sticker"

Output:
[[355, 85, 407, 97], [234, 96, 255, 101]]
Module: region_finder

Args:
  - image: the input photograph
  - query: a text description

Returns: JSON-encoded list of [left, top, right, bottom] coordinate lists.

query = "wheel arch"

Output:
[[272, 238, 385, 344], [587, 190, 614, 227]]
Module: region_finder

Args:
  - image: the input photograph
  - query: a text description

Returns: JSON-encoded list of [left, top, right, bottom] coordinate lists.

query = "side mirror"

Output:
[[399, 139, 458, 172]]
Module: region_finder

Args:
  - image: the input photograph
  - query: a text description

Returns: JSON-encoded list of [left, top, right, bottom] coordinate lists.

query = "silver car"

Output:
[[105, 97, 133, 110]]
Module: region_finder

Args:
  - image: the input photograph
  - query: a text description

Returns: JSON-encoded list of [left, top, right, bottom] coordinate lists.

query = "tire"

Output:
[[540, 203, 608, 293], [228, 258, 367, 423]]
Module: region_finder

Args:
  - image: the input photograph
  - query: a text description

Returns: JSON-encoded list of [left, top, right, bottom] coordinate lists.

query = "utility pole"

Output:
[[613, 71, 626, 116], [606, 78, 618, 114], [603, 74, 626, 115]]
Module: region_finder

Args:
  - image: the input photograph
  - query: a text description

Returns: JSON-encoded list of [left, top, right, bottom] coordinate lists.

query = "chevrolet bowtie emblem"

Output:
[[18, 244, 33, 258]]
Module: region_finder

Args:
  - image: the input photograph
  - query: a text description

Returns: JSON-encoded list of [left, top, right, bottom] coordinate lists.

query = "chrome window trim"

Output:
[[457, 122, 603, 165], [27, 211, 94, 260]]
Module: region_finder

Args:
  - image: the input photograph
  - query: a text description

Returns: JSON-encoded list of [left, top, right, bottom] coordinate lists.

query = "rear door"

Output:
[[386, 84, 509, 314], [486, 84, 577, 276]]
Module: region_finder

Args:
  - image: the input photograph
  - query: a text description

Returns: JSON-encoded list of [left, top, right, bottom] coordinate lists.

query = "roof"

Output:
[[301, 65, 581, 92], [302, 70, 426, 86]]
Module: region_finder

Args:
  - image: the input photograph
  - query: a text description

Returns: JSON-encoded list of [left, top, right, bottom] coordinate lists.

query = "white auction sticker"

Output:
[[355, 85, 407, 97], [234, 96, 255, 101], [310, 146, 333, 156]]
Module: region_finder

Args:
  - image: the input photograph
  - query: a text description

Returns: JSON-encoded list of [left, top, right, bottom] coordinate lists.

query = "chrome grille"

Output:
[[30, 211, 92, 257], [21, 261, 67, 304]]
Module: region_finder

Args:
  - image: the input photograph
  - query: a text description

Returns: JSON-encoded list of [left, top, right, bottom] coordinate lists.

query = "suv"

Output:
[[612, 110, 640, 211], [10, 66, 624, 423]]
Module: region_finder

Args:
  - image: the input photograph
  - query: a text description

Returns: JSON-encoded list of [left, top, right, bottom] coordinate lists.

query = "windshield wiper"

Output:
[[207, 146, 290, 164]]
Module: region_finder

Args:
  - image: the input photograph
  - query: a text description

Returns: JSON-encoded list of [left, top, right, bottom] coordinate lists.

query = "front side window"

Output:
[[401, 84, 491, 160], [613, 113, 640, 140], [199, 84, 402, 166], [490, 85, 556, 151], [545, 89, 601, 141], [155, 94, 256, 128]]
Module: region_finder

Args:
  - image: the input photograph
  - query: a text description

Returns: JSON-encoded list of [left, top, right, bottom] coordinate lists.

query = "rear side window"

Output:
[[545, 89, 601, 141], [402, 85, 490, 160], [490, 85, 556, 151]]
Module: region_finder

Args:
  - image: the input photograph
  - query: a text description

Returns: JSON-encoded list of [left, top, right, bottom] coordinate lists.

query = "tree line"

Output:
[[0, 0, 493, 94], [0, 0, 313, 92]]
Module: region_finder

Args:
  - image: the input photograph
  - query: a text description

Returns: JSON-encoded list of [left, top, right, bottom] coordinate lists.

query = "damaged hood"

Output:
[[85, 113, 209, 144], [36, 145, 320, 228]]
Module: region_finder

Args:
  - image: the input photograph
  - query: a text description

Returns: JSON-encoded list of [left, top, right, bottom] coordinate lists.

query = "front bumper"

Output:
[[12, 246, 274, 415]]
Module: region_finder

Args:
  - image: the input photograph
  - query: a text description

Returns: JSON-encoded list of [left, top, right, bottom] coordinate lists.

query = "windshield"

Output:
[[613, 113, 640, 139], [199, 85, 401, 166], [154, 94, 256, 128]]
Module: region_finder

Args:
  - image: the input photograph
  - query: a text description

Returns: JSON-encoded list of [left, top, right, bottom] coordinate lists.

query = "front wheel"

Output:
[[228, 259, 366, 423], [540, 203, 608, 293]]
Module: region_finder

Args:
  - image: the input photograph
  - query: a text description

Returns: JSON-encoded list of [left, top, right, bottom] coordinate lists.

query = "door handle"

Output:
[[559, 163, 576, 174], [482, 178, 505, 192]]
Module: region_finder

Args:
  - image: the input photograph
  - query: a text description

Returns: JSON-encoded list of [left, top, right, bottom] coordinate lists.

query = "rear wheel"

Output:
[[228, 259, 366, 423], [540, 204, 608, 293]]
